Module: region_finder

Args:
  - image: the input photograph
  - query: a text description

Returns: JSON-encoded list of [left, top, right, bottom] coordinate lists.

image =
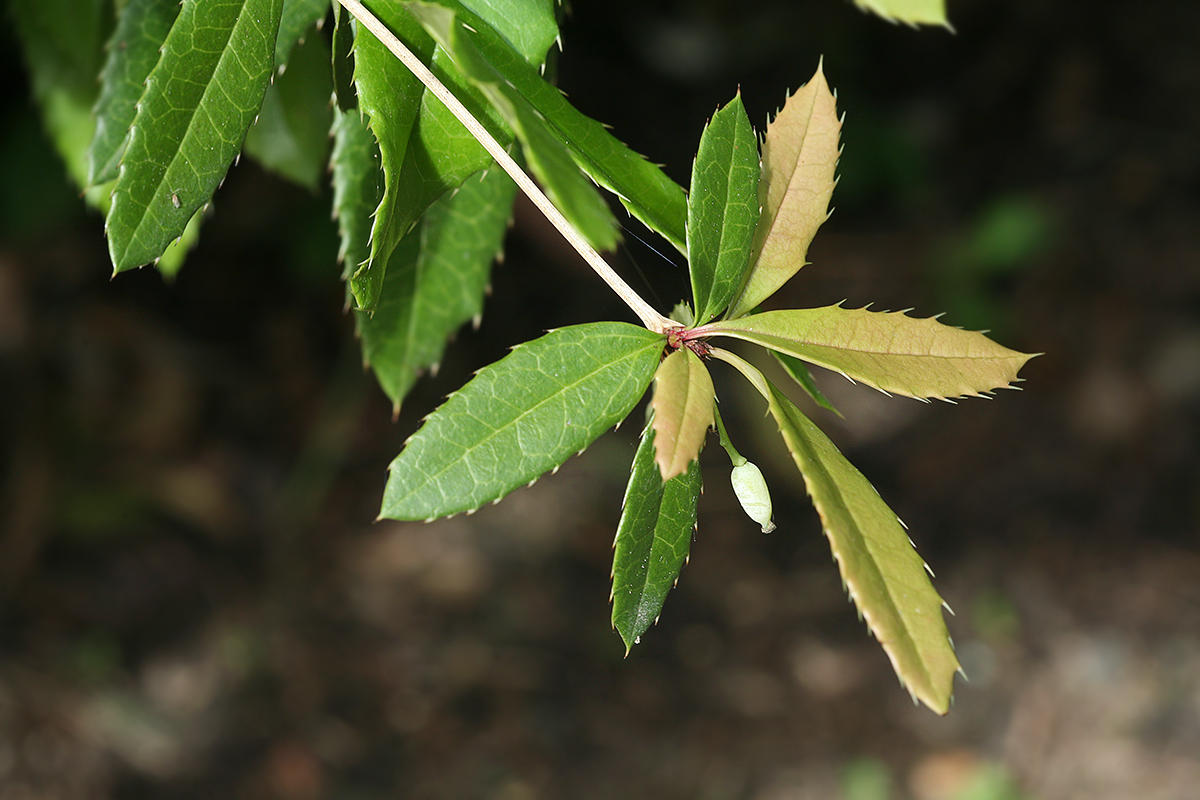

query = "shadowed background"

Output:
[[2, 0, 1199, 798]]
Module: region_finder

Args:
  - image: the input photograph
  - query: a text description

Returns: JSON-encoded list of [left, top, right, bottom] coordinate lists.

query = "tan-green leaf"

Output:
[[704, 305, 1036, 400], [650, 348, 715, 481], [853, 0, 949, 28], [728, 62, 841, 319], [710, 348, 960, 714]]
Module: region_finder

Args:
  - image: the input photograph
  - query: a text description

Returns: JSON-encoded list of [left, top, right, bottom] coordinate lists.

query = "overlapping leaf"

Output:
[[713, 349, 959, 714], [612, 422, 701, 652], [88, 0, 180, 187], [728, 63, 840, 319], [331, 108, 382, 282], [347, 0, 557, 310], [688, 93, 760, 324], [381, 323, 665, 520], [853, 0, 949, 28], [704, 305, 1035, 400], [403, 0, 688, 254], [106, 0, 284, 272], [409, 1, 617, 251], [274, 0, 329, 66], [649, 348, 715, 481], [358, 167, 517, 411]]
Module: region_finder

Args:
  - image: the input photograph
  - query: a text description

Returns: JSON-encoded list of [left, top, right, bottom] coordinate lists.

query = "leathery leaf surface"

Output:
[[649, 348, 715, 481], [381, 323, 665, 520], [612, 422, 701, 652]]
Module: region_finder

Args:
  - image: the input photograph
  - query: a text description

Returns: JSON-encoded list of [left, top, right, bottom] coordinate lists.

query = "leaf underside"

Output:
[[381, 322, 665, 520], [106, 0, 284, 272], [650, 348, 715, 481], [612, 422, 701, 652], [706, 305, 1035, 400], [358, 167, 518, 411]]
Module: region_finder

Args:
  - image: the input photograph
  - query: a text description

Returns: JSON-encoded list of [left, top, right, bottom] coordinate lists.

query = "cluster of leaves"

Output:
[[10, 0, 1037, 715]]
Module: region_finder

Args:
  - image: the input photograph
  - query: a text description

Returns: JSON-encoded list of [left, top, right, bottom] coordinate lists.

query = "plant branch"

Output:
[[336, 0, 674, 334]]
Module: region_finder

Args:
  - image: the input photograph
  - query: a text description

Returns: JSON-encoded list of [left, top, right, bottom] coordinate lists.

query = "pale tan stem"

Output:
[[336, 0, 673, 334]]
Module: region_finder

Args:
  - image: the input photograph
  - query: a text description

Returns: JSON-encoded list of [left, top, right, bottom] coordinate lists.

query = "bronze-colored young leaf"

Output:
[[703, 305, 1036, 400], [728, 62, 841, 319], [650, 348, 715, 481], [710, 348, 960, 714]]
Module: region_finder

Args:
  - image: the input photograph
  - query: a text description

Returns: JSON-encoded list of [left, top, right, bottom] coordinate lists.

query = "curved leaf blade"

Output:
[[331, 107, 382, 281], [705, 305, 1036, 400], [650, 348, 714, 481], [765, 382, 960, 714], [381, 323, 665, 520], [728, 62, 840, 319], [106, 0, 284, 272], [359, 167, 517, 411], [275, 0, 329, 66], [612, 422, 701, 652], [853, 0, 949, 28], [88, 0, 180, 187], [688, 92, 760, 324]]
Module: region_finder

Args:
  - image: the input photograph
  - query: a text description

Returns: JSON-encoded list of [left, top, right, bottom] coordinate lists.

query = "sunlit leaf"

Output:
[[688, 92, 760, 324], [728, 62, 840, 319], [88, 0, 180, 187], [359, 167, 517, 411], [381, 323, 665, 520], [612, 421, 701, 652], [650, 348, 714, 481], [712, 348, 960, 714], [853, 0, 949, 28], [106, 0, 284, 272], [704, 305, 1035, 400]]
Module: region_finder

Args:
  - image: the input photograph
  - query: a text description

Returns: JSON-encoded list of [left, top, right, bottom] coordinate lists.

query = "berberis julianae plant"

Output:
[[12, 0, 1032, 714]]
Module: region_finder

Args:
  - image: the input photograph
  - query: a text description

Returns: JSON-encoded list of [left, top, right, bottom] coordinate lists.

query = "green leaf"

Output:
[[358, 167, 517, 411], [88, 0, 180, 187], [275, 0, 329, 66], [349, 5, 435, 308], [381, 322, 665, 520], [330, 108, 382, 282], [773, 351, 840, 416], [10, 0, 110, 191], [405, 1, 618, 252], [688, 92, 760, 325], [105, 0, 284, 272], [612, 421, 701, 652], [244, 31, 333, 190], [703, 305, 1036, 400], [712, 348, 959, 714], [404, 0, 688, 254], [649, 348, 714, 481], [332, 3, 357, 111], [349, 0, 554, 310], [852, 0, 949, 28], [728, 62, 841, 319], [457, 0, 558, 61]]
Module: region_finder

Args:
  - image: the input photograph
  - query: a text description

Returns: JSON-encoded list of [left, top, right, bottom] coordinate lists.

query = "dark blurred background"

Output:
[[2, 0, 1199, 798]]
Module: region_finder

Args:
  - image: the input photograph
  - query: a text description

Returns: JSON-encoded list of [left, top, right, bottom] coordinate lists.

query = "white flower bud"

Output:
[[730, 461, 775, 533]]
